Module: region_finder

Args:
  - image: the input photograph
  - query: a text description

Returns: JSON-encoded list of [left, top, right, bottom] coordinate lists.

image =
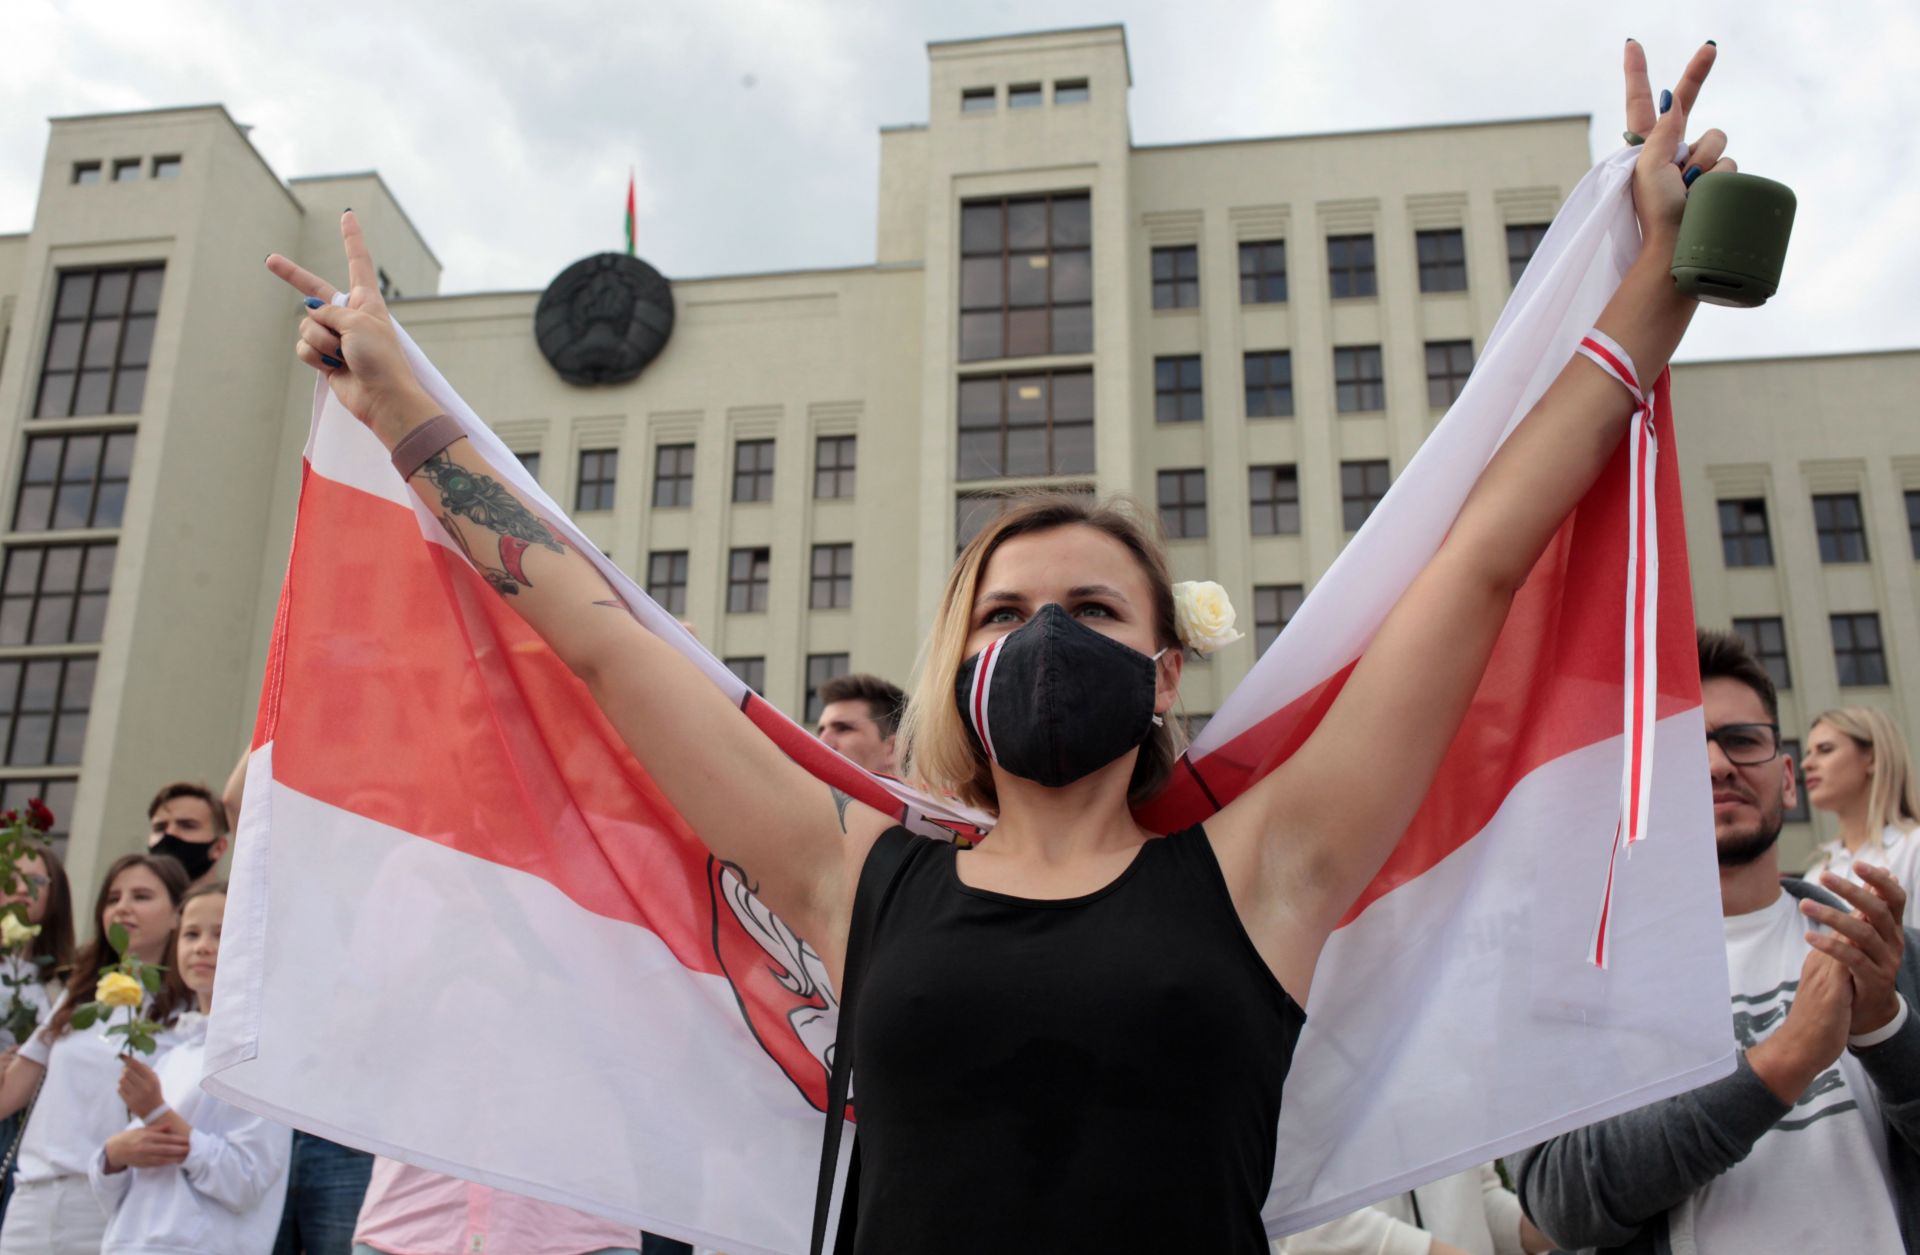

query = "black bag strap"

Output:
[[810, 828, 917, 1255]]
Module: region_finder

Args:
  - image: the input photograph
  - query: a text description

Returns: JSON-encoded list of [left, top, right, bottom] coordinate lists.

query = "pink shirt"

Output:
[[353, 1157, 642, 1255]]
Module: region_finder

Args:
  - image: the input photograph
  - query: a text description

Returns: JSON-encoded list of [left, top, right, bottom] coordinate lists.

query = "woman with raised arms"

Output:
[[267, 40, 1730, 1254]]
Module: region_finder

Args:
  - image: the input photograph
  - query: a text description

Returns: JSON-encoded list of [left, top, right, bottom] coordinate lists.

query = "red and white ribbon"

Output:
[[1576, 329, 1659, 969], [967, 637, 1005, 764]]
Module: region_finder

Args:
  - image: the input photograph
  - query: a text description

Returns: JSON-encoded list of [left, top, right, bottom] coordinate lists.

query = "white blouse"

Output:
[[14, 991, 179, 1183], [1807, 823, 1920, 928]]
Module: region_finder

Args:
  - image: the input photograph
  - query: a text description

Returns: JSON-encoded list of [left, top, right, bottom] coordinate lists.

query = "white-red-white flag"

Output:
[[206, 145, 1733, 1250]]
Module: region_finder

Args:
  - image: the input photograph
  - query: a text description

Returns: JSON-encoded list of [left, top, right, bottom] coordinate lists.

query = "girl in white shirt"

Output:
[[92, 881, 291, 1254], [0, 853, 187, 1255], [0, 844, 76, 1225], [1802, 706, 1920, 926]]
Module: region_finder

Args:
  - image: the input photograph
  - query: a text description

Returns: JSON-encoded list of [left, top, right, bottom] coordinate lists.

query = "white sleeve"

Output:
[[180, 1108, 293, 1214], [1275, 1203, 1432, 1255], [86, 1133, 136, 1217], [1480, 1163, 1527, 1255], [15, 990, 66, 1066]]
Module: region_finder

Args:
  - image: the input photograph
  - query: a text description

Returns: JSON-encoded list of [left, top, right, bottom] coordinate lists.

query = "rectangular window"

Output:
[[0, 656, 95, 766], [1244, 351, 1293, 419], [814, 435, 856, 499], [513, 451, 541, 483], [1733, 616, 1792, 691], [959, 192, 1093, 362], [1151, 245, 1199, 310], [652, 444, 694, 508], [0, 542, 116, 646], [1813, 493, 1869, 563], [1327, 234, 1377, 299], [1831, 612, 1887, 686], [1238, 240, 1288, 304], [1507, 223, 1550, 286], [806, 653, 850, 723], [1416, 228, 1468, 292], [1333, 346, 1386, 413], [1781, 738, 1812, 823], [1717, 499, 1774, 567], [1342, 460, 1391, 530], [1157, 469, 1207, 539], [1908, 490, 1920, 558], [1254, 585, 1304, 655], [646, 550, 689, 616], [956, 370, 1094, 481], [1154, 356, 1204, 424], [810, 543, 853, 610], [957, 486, 1095, 552], [72, 163, 101, 186], [961, 87, 996, 112], [1008, 83, 1043, 108], [12, 432, 136, 533], [1054, 79, 1090, 104], [112, 159, 141, 183], [733, 439, 775, 503], [1424, 340, 1475, 408], [152, 155, 182, 180], [727, 548, 770, 613], [575, 449, 618, 512], [0, 778, 76, 852], [37, 266, 163, 418], [1249, 466, 1300, 536], [725, 657, 765, 694]]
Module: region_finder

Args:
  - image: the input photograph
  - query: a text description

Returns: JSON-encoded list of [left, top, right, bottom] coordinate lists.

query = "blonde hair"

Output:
[[1810, 706, 1920, 835], [901, 493, 1182, 813]]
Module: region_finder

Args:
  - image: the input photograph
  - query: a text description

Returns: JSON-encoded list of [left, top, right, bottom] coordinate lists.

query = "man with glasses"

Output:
[[1512, 629, 1920, 1254]]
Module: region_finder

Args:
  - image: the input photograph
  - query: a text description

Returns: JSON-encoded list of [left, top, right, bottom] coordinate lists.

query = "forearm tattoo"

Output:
[[830, 786, 853, 834], [414, 452, 565, 596]]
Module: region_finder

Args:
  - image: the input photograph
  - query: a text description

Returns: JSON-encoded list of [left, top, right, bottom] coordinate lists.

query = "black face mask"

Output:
[[954, 602, 1166, 788], [151, 834, 218, 882]]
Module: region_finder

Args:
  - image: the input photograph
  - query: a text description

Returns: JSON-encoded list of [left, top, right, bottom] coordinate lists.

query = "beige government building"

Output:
[[1, 25, 1914, 896]]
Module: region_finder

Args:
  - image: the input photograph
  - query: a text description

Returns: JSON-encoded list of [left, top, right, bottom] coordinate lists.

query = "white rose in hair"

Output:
[[1171, 581, 1244, 655]]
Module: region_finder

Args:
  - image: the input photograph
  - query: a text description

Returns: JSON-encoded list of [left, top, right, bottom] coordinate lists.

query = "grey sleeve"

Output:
[[1511, 1052, 1789, 1249]]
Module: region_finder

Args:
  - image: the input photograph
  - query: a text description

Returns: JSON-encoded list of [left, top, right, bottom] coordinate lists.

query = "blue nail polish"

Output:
[[1659, 89, 1673, 114], [304, 296, 324, 309], [1683, 165, 1703, 187], [320, 353, 344, 369]]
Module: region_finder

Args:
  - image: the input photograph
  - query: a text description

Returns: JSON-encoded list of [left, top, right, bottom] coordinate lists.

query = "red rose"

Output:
[[25, 799, 54, 832], [0, 811, 15, 827]]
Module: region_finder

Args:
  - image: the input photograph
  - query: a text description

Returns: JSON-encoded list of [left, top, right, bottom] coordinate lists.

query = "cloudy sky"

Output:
[[8, 0, 1917, 363]]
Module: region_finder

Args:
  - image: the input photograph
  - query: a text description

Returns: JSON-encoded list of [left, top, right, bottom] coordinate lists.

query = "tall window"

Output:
[[1717, 499, 1773, 567], [1326, 235, 1377, 299], [724, 657, 765, 694], [1342, 460, 1390, 530], [1249, 466, 1300, 536], [1507, 223, 1550, 286], [959, 192, 1092, 361], [1157, 470, 1207, 539], [0, 543, 116, 646], [1254, 585, 1304, 654], [0, 657, 94, 766], [37, 266, 164, 418], [575, 449, 618, 512], [646, 550, 689, 616], [1239, 240, 1288, 304], [1244, 351, 1293, 418], [1907, 490, 1920, 558], [810, 543, 853, 610], [513, 451, 541, 483], [1813, 493, 1868, 562], [1416, 229, 1468, 292], [956, 370, 1094, 481], [1151, 246, 1200, 310], [1333, 346, 1385, 413], [1425, 340, 1475, 408], [1830, 613, 1887, 686], [726, 548, 770, 613], [733, 439, 775, 503], [13, 432, 136, 532], [815, 436, 856, 499], [1733, 616, 1792, 690], [806, 654, 850, 723], [652, 444, 694, 508], [1154, 356, 1204, 424]]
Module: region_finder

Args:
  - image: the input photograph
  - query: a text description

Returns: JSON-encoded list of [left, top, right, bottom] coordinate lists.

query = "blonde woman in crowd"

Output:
[[1803, 706, 1920, 926]]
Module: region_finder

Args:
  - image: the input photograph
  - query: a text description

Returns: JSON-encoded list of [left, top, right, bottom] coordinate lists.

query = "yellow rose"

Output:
[[0, 915, 39, 948], [1171, 580, 1244, 655], [96, 971, 143, 1009]]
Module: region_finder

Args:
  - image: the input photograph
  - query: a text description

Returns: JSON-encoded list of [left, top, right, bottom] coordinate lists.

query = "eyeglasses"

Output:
[[1706, 722, 1781, 765]]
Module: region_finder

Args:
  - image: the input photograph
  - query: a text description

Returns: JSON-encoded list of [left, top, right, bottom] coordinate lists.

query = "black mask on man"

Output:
[[151, 834, 218, 882], [954, 602, 1166, 789]]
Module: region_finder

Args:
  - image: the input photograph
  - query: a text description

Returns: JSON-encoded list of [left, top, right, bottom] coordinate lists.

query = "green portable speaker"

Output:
[[1670, 171, 1796, 307]]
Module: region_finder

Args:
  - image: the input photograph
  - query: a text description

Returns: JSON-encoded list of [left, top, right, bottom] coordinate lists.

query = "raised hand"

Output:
[[1803, 864, 1908, 1037], [265, 211, 440, 449], [1623, 40, 1733, 247], [116, 1054, 165, 1119], [1748, 947, 1853, 1104]]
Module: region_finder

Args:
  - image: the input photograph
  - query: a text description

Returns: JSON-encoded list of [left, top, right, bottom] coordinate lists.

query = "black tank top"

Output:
[[847, 825, 1305, 1254]]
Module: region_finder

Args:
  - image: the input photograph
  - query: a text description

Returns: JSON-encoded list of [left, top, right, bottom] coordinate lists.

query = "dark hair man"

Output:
[[1513, 629, 1919, 1253], [815, 673, 905, 776], [147, 781, 230, 888]]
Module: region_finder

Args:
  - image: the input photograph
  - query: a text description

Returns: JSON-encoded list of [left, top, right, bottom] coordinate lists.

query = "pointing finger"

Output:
[[266, 254, 339, 303]]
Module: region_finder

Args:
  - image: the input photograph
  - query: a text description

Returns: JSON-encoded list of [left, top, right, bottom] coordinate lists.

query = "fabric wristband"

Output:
[[140, 1101, 173, 1126], [390, 413, 465, 480], [1850, 992, 1909, 1049]]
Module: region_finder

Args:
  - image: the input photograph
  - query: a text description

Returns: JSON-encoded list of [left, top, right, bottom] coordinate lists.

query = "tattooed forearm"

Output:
[[829, 786, 853, 834], [415, 452, 566, 597]]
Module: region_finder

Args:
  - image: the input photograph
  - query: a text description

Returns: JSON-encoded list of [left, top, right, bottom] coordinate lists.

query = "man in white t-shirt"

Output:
[[1512, 628, 1919, 1255]]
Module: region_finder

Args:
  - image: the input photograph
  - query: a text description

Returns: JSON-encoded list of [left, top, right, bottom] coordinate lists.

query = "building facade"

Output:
[[1, 25, 1912, 895]]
